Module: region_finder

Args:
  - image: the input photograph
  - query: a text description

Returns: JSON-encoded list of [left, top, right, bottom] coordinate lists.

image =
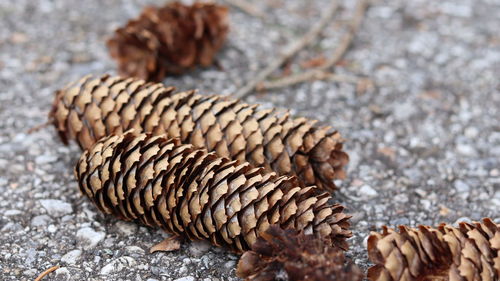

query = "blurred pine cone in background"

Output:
[[367, 218, 500, 281], [107, 2, 229, 82], [237, 225, 363, 281]]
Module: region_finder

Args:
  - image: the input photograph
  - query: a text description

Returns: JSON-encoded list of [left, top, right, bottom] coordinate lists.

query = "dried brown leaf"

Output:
[[237, 225, 363, 281], [150, 236, 182, 253]]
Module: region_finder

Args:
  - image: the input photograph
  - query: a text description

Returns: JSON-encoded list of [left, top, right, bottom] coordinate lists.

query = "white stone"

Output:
[[55, 267, 71, 281], [31, 215, 52, 227], [439, 2, 472, 18], [100, 256, 137, 275], [125, 246, 145, 256], [76, 227, 105, 249], [456, 144, 476, 156], [359, 185, 378, 198], [454, 180, 470, 193], [5, 209, 22, 216], [464, 127, 479, 138], [490, 169, 499, 177], [420, 199, 432, 209], [47, 224, 57, 233], [40, 199, 73, 216], [61, 249, 82, 265], [491, 198, 500, 207], [35, 154, 58, 165], [174, 277, 195, 281], [494, 190, 500, 199]]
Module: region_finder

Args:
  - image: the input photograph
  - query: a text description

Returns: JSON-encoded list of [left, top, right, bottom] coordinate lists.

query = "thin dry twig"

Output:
[[27, 121, 50, 134], [258, 0, 369, 91], [34, 265, 60, 281], [259, 71, 361, 90], [223, 0, 266, 18], [234, 0, 340, 99], [320, 0, 369, 70]]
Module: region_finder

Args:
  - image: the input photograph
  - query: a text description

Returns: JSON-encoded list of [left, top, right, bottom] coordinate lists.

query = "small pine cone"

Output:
[[367, 218, 500, 281], [107, 2, 228, 81], [74, 131, 351, 253], [51, 74, 349, 192], [236, 225, 363, 281]]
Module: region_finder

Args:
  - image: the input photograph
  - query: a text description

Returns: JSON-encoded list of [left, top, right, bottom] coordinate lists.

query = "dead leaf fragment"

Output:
[[150, 236, 182, 253]]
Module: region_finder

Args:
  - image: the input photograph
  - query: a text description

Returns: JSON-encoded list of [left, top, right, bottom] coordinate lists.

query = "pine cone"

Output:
[[237, 225, 363, 281], [51, 74, 349, 192], [107, 2, 229, 81], [74, 131, 351, 253], [367, 218, 500, 281]]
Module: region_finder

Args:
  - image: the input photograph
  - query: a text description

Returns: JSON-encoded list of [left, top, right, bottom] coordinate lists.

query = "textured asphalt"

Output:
[[0, 0, 499, 280]]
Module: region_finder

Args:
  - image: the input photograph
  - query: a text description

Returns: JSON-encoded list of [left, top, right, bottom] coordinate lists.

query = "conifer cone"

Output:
[[237, 225, 363, 281], [74, 131, 351, 253], [367, 218, 500, 281], [107, 2, 229, 82], [51, 74, 349, 192]]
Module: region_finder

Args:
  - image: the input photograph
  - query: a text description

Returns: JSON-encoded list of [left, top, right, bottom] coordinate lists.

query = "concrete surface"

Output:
[[0, 0, 499, 280]]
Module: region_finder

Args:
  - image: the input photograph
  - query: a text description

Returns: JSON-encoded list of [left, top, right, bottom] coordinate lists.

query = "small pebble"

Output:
[[358, 185, 378, 198], [100, 256, 137, 275], [76, 227, 105, 249], [40, 199, 73, 216], [61, 249, 82, 265]]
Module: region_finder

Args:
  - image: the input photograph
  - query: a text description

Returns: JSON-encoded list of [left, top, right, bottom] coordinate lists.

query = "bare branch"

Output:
[[234, 0, 340, 99], [257, 0, 369, 91], [320, 0, 369, 70], [259, 70, 361, 90], [223, 0, 266, 18]]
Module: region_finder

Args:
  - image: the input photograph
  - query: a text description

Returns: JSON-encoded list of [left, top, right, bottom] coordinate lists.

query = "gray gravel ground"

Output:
[[0, 0, 499, 280]]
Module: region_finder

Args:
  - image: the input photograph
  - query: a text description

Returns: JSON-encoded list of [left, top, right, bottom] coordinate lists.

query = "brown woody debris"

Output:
[[107, 2, 228, 82], [74, 131, 351, 253], [149, 236, 182, 253], [51, 74, 349, 192], [367, 218, 500, 281], [237, 225, 363, 281]]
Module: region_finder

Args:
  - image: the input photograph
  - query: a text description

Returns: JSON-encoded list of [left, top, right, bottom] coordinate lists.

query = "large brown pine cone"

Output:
[[74, 131, 351, 252], [367, 218, 500, 281], [237, 225, 363, 281], [107, 2, 228, 82], [51, 74, 349, 192]]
